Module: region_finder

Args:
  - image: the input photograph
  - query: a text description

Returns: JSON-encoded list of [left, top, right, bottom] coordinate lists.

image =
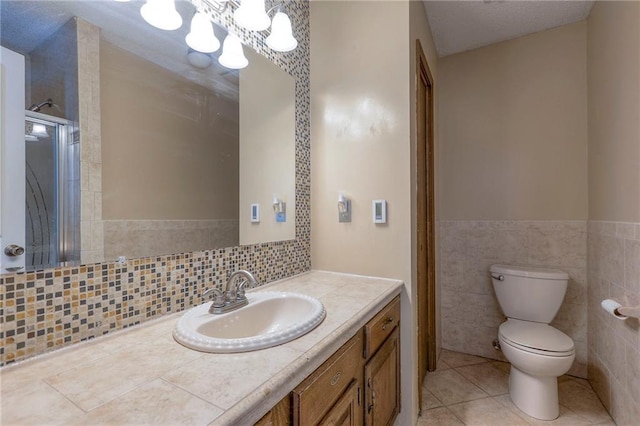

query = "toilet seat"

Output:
[[499, 319, 574, 357]]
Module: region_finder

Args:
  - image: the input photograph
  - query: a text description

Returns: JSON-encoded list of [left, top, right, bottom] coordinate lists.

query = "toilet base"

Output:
[[509, 365, 559, 420]]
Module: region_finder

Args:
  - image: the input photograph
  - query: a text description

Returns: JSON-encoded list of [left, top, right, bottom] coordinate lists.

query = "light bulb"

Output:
[[186, 50, 212, 69], [218, 34, 248, 69], [266, 12, 297, 52], [234, 0, 270, 31], [186, 11, 220, 53], [30, 123, 49, 138], [140, 0, 182, 31]]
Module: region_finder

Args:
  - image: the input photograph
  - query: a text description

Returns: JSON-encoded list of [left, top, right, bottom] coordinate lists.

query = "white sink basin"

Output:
[[173, 291, 326, 353]]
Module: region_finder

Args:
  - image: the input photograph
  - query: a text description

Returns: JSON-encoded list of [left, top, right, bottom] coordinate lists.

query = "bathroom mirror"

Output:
[[0, 0, 296, 274]]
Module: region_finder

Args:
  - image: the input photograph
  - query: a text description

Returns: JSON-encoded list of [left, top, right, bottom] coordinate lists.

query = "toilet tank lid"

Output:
[[490, 264, 569, 280]]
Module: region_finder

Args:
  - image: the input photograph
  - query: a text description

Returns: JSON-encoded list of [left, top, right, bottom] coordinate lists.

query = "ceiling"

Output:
[[423, 0, 595, 57]]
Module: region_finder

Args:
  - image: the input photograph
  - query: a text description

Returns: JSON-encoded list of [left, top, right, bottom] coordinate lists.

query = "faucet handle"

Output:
[[202, 288, 225, 308], [236, 279, 249, 300], [224, 289, 237, 302]]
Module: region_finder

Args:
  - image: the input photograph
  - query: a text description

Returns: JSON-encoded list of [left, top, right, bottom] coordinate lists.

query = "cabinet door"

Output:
[[318, 379, 362, 426], [255, 395, 291, 426], [364, 327, 400, 426], [293, 331, 363, 425]]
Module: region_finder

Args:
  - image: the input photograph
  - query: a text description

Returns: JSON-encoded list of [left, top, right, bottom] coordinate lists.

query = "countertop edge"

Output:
[[216, 281, 403, 425]]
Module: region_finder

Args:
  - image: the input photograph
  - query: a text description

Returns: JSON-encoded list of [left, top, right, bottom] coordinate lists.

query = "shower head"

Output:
[[29, 98, 54, 112]]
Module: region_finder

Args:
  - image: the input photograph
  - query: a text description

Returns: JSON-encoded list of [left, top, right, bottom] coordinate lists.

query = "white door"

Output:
[[0, 46, 26, 272]]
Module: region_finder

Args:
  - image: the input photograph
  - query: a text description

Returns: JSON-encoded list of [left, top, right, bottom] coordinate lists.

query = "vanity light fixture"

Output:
[[186, 49, 213, 68], [218, 34, 249, 69], [30, 123, 49, 139], [234, 0, 270, 31], [186, 11, 220, 53], [337, 193, 351, 223], [140, 0, 182, 31], [133, 0, 299, 69], [266, 10, 297, 52]]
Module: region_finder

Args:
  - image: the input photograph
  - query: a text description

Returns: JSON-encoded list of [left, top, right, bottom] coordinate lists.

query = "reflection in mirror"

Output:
[[0, 0, 296, 274]]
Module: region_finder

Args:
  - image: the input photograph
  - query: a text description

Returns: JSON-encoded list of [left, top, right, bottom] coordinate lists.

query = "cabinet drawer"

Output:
[[318, 379, 362, 426], [364, 297, 400, 359], [293, 330, 363, 425]]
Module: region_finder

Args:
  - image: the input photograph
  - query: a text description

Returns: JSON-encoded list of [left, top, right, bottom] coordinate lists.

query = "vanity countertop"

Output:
[[0, 270, 402, 425]]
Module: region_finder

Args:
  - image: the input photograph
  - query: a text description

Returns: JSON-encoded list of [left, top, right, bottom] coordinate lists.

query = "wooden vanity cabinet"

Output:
[[256, 396, 292, 426], [318, 379, 362, 425], [293, 330, 364, 425], [259, 296, 401, 426], [364, 327, 400, 426], [363, 297, 401, 426]]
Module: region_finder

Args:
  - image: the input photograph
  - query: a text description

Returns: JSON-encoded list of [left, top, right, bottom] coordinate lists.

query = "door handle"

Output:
[[4, 244, 25, 257]]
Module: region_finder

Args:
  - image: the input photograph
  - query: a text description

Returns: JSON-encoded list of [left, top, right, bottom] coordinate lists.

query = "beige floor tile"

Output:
[[0, 380, 86, 425], [456, 362, 510, 396], [83, 379, 223, 425], [425, 369, 488, 406], [436, 357, 452, 371], [494, 394, 592, 425], [592, 420, 616, 426], [417, 407, 465, 426], [490, 360, 511, 375], [448, 397, 529, 426], [441, 349, 489, 368], [421, 388, 443, 410], [558, 378, 611, 424]]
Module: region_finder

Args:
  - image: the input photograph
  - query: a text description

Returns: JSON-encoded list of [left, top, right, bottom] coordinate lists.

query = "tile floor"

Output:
[[418, 350, 614, 426]]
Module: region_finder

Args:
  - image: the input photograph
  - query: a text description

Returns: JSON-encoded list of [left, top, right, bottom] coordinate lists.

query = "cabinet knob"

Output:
[[382, 317, 394, 330], [330, 371, 341, 386]]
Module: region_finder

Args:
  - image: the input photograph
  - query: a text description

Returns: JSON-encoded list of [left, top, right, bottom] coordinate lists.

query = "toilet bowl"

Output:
[[490, 264, 574, 421], [498, 319, 575, 420]]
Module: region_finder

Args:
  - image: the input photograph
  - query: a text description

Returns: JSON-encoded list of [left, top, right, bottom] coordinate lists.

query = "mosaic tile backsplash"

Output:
[[0, 0, 311, 366]]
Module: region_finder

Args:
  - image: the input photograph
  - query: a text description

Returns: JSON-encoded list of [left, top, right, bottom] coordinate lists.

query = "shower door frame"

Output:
[[25, 110, 77, 268]]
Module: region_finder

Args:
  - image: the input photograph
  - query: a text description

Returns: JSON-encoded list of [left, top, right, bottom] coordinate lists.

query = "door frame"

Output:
[[1, 46, 26, 272], [415, 38, 436, 408]]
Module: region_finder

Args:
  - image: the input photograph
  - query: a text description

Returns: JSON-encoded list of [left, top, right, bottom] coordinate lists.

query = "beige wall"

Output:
[[437, 20, 590, 379], [588, 1, 640, 223], [311, 1, 438, 423], [100, 41, 239, 221], [587, 2, 640, 424], [239, 49, 296, 245], [439, 22, 588, 221]]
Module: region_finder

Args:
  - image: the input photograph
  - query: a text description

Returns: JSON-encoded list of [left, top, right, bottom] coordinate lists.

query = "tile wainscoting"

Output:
[[439, 220, 588, 378], [0, 0, 310, 366], [103, 220, 239, 260], [587, 221, 640, 425]]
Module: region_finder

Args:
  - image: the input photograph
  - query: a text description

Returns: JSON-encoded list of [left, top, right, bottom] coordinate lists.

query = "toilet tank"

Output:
[[490, 264, 569, 323]]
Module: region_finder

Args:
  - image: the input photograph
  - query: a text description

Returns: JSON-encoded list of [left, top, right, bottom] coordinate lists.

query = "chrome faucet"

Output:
[[201, 270, 259, 314]]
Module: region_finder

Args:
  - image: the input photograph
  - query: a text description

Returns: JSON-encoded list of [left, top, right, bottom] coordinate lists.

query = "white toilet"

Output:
[[490, 264, 575, 421]]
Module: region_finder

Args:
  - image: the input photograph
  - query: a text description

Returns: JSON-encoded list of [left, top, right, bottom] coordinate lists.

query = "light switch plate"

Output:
[[251, 204, 260, 222], [338, 200, 351, 223], [372, 200, 387, 224]]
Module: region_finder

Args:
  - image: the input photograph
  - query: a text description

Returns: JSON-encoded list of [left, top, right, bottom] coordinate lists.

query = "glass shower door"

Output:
[[24, 112, 79, 269]]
